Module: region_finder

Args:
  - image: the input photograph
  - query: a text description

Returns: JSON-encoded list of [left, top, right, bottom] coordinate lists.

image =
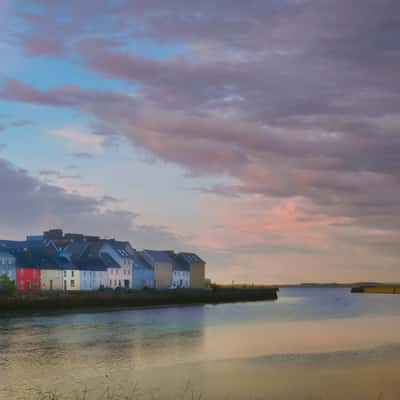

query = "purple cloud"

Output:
[[1, 0, 400, 249]]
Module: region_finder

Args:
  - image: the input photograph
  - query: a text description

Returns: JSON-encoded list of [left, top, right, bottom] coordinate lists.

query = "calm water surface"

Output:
[[1, 288, 400, 399]]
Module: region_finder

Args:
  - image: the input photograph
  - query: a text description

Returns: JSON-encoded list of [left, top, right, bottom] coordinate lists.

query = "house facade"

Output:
[[177, 253, 206, 288], [63, 268, 80, 291], [62, 268, 107, 291], [171, 268, 190, 289], [16, 267, 41, 291], [41, 267, 63, 290], [132, 251, 155, 289], [100, 241, 133, 289], [1, 231, 207, 292], [0, 250, 16, 282], [142, 250, 174, 289], [79, 269, 97, 291]]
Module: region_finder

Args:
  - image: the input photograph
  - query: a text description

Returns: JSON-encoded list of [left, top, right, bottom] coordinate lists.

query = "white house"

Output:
[[95, 269, 108, 289], [100, 240, 134, 289], [61, 239, 127, 290], [170, 253, 190, 289], [171, 268, 190, 289], [79, 269, 97, 291]]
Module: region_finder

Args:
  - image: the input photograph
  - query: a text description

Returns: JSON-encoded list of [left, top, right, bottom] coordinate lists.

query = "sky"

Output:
[[0, 0, 399, 284]]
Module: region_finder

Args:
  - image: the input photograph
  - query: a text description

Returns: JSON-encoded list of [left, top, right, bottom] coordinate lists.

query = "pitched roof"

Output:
[[105, 240, 134, 257], [0, 250, 14, 258], [14, 248, 58, 269], [133, 251, 153, 270], [178, 252, 205, 265], [99, 252, 120, 268], [143, 250, 175, 263], [0, 239, 57, 253], [165, 252, 188, 272], [142, 250, 189, 271], [72, 241, 109, 270], [0, 240, 29, 250], [62, 241, 90, 262]]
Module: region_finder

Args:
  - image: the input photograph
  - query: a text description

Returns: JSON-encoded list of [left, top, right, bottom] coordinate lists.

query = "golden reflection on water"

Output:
[[1, 297, 400, 399], [203, 314, 400, 360]]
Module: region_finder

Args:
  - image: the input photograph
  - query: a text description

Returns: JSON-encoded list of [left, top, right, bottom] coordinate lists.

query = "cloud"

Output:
[[2, 0, 400, 280], [0, 157, 181, 249], [50, 126, 106, 155], [70, 152, 96, 159], [39, 168, 81, 180], [0, 79, 131, 108]]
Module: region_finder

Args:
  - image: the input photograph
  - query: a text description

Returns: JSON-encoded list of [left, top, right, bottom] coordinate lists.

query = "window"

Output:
[[118, 280, 121, 287], [109, 280, 112, 286], [114, 280, 117, 286], [71, 271, 74, 277], [64, 271, 66, 277]]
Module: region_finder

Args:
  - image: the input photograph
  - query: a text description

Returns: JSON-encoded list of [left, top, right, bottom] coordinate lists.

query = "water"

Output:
[[1, 288, 400, 399]]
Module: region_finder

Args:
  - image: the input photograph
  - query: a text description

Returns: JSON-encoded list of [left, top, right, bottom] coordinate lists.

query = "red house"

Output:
[[16, 268, 41, 291]]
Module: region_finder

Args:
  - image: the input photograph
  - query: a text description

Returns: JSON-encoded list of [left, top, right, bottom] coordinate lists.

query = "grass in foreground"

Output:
[[24, 386, 389, 400]]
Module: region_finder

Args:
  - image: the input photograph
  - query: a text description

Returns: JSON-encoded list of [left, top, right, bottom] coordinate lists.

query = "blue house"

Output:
[[0, 250, 16, 283], [132, 251, 155, 289]]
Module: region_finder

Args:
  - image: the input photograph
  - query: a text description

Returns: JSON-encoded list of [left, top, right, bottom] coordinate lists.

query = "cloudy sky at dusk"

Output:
[[1, 0, 399, 283]]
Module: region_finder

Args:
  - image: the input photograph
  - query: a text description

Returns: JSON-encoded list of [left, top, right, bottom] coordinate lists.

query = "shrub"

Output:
[[0, 273, 16, 295]]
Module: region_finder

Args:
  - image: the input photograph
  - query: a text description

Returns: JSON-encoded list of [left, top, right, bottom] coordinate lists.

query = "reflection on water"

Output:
[[1, 288, 400, 399]]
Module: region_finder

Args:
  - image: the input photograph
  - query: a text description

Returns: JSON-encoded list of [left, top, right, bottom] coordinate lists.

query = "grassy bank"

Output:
[[0, 287, 278, 315]]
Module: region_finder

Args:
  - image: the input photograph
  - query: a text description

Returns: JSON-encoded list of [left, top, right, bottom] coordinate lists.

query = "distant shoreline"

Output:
[[228, 282, 400, 288]]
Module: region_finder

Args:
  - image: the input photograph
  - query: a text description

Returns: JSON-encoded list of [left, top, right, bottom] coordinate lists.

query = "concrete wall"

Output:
[[41, 269, 63, 290], [189, 263, 206, 288], [154, 262, 172, 289]]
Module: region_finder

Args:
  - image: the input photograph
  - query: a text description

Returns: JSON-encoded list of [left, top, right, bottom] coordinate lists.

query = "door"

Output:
[[64, 280, 67, 291], [124, 280, 129, 288]]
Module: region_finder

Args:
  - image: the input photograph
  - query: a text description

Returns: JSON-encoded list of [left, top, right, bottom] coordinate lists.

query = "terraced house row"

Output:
[[0, 229, 206, 291]]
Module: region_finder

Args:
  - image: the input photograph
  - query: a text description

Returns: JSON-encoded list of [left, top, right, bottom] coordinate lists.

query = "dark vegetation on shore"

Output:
[[0, 286, 278, 315]]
